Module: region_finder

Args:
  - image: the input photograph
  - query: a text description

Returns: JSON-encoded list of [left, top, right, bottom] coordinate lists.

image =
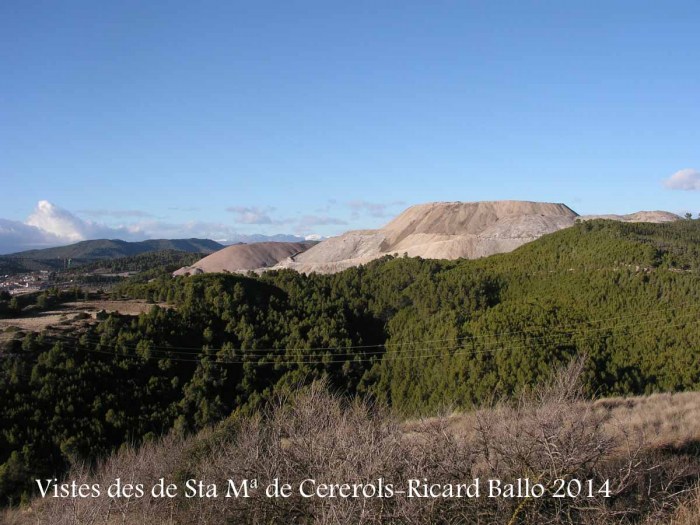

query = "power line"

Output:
[[28, 313, 700, 367], [44, 299, 699, 356], [47, 300, 695, 356]]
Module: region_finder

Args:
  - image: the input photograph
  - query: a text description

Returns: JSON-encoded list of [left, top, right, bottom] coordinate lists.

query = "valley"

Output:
[[0, 205, 698, 524]]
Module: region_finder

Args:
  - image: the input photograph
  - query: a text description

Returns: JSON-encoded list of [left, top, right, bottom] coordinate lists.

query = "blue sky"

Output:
[[1, 1, 699, 252]]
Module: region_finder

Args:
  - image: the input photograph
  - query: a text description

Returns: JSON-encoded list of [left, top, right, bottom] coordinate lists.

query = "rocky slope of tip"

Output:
[[171, 203, 681, 276], [273, 202, 682, 274], [173, 241, 314, 276], [274, 201, 580, 273]]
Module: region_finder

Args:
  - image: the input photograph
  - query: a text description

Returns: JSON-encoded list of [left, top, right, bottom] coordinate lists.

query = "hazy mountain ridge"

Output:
[[6, 238, 224, 261]]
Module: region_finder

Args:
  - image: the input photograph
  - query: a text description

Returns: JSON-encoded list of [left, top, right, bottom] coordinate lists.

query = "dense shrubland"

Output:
[[67, 249, 204, 275], [4, 362, 700, 524], [1, 219, 700, 510]]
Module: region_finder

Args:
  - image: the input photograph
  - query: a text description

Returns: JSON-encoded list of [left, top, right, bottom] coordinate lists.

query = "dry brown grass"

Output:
[[664, 488, 700, 525], [594, 391, 700, 450], [4, 361, 700, 525]]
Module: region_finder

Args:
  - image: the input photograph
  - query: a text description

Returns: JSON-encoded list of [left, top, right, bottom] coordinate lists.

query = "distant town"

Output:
[[0, 270, 52, 295]]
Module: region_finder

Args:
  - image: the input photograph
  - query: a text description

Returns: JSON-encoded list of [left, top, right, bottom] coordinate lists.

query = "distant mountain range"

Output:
[[166, 201, 682, 277], [6, 238, 224, 260], [0, 235, 315, 274], [1, 202, 683, 277], [0, 238, 225, 274]]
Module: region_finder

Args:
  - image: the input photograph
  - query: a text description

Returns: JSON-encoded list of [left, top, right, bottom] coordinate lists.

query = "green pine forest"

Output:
[[1, 219, 700, 504]]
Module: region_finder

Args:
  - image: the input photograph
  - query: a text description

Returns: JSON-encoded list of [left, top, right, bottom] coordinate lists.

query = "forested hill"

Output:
[[2, 219, 700, 504], [0, 238, 224, 272], [6, 238, 223, 260]]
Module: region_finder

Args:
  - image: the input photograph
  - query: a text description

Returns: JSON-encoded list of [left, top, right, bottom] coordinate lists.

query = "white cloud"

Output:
[[0, 201, 148, 253], [23, 200, 139, 243], [304, 234, 325, 241], [0, 201, 312, 254], [226, 205, 350, 234], [226, 206, 279, 224], [0, 200, 340, 254], [127, 219, 245, 241], [78, 208, 154, 219], [664, 168, 700, 191], [296, 215, 348, 228], [0, 219, 67, 254], [26, 200, 89, 242], [347, 199, 405, 219]]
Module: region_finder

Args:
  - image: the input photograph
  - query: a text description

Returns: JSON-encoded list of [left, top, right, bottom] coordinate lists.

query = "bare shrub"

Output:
[[659, 485, 700, 525], [8, 360, 700, 524], [25, 433, 188, 525]]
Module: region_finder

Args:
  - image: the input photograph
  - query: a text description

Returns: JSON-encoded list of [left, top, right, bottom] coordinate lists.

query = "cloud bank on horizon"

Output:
[[0, 199, 405, 254], [0, 201, 313, 254], [0, 201, 140, 254], [0, 199, 449, 255], [664, 169, 700, 191], [226, 206, 279, 225], [0, 180, 689, 254]]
